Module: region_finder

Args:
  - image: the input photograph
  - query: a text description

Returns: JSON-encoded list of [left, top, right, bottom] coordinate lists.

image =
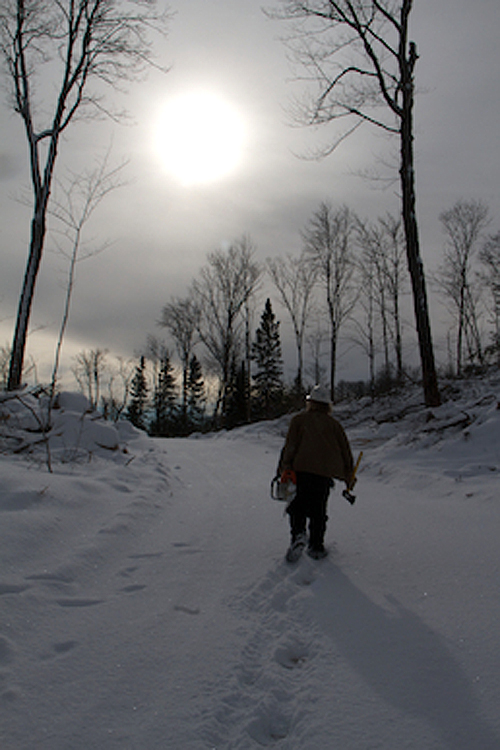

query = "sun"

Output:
[[154, 91, 246, 186]]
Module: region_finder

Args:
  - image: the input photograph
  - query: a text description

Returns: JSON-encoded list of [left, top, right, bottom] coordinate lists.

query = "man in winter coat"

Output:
[[278, 385, 354, 561]]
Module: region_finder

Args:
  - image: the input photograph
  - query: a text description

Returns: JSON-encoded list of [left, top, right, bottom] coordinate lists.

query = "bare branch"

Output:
[[267, 252, 317, 391], [1, 0, 171, 388], [191, 238, 261, 425], [48, 151, 125, 408]]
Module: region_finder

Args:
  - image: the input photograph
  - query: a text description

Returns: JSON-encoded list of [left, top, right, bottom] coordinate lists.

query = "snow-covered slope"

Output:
[[0, 378, 499, 749]]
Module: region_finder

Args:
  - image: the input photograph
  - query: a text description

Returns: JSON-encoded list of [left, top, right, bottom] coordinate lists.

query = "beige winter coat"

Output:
[[279, 409, 354, 482]]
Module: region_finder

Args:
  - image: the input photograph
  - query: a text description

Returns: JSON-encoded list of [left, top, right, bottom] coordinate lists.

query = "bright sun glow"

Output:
[[154, 92, 246, 186]]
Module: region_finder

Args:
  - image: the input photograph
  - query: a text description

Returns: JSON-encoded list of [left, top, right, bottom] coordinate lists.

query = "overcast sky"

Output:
[[1, 0, 499, 386]]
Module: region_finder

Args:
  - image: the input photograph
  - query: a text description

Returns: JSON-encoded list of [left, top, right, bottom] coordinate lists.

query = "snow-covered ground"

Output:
[[1, 378, 499, 750]]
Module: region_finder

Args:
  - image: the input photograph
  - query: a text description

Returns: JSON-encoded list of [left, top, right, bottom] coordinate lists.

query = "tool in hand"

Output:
[[342, 451, 363, 505], [270, 469, 297, 503]]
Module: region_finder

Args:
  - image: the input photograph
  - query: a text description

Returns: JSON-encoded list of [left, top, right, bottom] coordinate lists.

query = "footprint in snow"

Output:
[[53, 640, 78, 655], [39, 640, 79, 661], [274, 636, 310, 669], [174, 604, 200, 616], [0, 636, 15, 666], [175, 548, 202, 556], [0, 583, 30, 595], [246, 705, 291, 746], [117, 565, 139, 578], [120, 584, 147, 594], [0, 491, 44, 512], [98, 522, 130, 535], [0, 638, 19, 704], [199, 562, 322, 747], [128, 552, 164, 560], [109, 482, 132, 493], [288, 560, 319, 587], [55, 598, 104, 608], [26, 571, 75, 584]]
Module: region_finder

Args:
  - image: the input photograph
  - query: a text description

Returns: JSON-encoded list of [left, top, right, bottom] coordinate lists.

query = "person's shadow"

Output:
[[310, 564, 499, 749]]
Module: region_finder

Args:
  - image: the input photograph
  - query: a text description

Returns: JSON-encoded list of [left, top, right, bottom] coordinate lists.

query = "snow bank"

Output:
[[0, 389, 142, 463]]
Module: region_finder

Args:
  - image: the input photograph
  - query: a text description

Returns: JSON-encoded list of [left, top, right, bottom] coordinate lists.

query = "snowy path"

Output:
[[1, 418, 500, 749]]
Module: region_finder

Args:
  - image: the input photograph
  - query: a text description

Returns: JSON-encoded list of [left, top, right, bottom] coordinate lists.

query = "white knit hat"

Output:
[[306, 385, 331, 404]]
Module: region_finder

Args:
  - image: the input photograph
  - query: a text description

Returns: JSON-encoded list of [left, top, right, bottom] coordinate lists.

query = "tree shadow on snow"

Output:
[[311, 564, 499, 750]]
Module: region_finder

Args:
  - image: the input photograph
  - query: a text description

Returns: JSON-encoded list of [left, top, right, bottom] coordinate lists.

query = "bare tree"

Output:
[[271, 0, 440, 405], [48, 154, 125, 410], [146, 334, 161, 387], [438, 200, 489, 375], [356, 219, 391, 378], [267, 251, 317, 394], [302, 203, 357, 400], [103, 355, 134, 421], [356, 213, 406, 383], [160, 296, 199, 427], [192, 237, 261, 425], [1, 0, 170, 390], [72, 348, 108, 410], [352, 237, 378, 393], [305, 312, 329, 387], [479, 232, 500, 366], [379, 213, 406, 381]]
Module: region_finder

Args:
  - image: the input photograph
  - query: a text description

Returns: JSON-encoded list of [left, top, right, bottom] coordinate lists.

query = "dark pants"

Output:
[[286, 471, 332, 549]]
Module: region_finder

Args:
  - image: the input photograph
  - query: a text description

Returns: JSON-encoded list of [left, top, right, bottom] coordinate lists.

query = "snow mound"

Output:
[[0, 388, 144, 463], [53, 391, 90, 413], [335, 374, 500, 494]]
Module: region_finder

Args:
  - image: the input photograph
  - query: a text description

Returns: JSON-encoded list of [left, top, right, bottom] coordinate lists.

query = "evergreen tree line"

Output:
[[126, 351, 208, 436], [125, 298, 289, 435]]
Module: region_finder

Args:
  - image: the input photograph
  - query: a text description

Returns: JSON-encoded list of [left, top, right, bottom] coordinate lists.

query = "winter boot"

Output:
[[308, 513, 328, 559], [285, 533, 307, 563], [307, 544, 328, 560]]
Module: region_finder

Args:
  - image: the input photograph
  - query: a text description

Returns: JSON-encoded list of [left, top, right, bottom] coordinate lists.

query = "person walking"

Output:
[[277, 385, 354, 562]]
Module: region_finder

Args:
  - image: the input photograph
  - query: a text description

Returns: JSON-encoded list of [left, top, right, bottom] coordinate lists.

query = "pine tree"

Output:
[[126, 356, 149, 429], [151, 352, 178, 436], [226, 360, 248, 428], [252, 299, 284, 418], [187, 354, 206, 430]]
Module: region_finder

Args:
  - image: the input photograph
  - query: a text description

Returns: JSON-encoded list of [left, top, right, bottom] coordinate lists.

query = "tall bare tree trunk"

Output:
[[400, 41, 440, 406], [8, 202, 48, 389], [273, 0, 440, 407]]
